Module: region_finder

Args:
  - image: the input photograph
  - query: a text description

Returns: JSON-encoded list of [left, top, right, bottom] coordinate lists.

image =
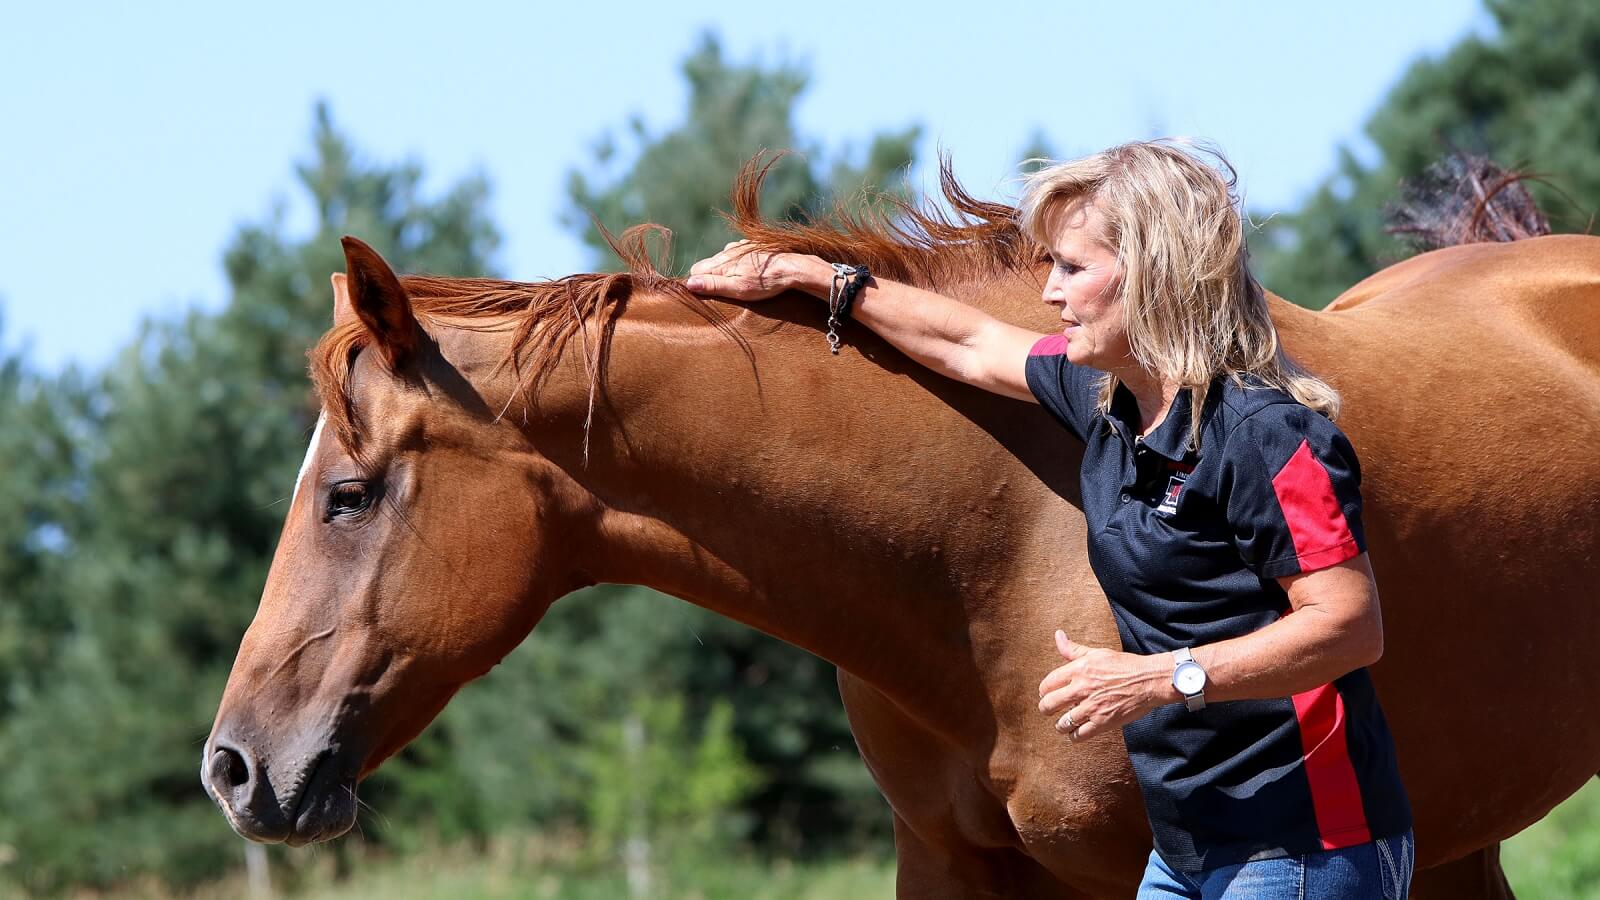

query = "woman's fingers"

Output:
[[1038, 660, 1077, 697], [1039, 684, 1080, 717], [689, 243, 760, 278], [686, 273, 737, 296], [1056, 708, 1081, 734], [686, 246, 791, 301], [1057, 705, 1103, 742], [1057, 704, 1114, 742]]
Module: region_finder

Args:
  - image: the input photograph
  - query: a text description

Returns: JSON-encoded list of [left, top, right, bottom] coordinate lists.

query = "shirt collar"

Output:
[[1110, 382, 1196, 461]]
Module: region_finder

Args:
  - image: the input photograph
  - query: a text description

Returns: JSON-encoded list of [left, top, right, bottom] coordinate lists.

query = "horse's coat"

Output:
[[205, 187, 1600, 898]]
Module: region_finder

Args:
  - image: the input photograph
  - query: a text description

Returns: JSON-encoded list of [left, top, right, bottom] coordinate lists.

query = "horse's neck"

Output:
[[513, 284, 1081, 741]]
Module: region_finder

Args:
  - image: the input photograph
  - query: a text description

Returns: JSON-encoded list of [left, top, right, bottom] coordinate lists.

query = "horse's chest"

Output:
[[991, 738, 1151, 888]]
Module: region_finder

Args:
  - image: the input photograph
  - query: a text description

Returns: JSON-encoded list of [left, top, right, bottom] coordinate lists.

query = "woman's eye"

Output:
[[327, 481, 373, 516], [1055, 260, 1082, 274]]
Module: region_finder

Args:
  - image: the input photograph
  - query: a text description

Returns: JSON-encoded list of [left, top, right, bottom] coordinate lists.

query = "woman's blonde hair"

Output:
[[1016, 139, 1339, 449]]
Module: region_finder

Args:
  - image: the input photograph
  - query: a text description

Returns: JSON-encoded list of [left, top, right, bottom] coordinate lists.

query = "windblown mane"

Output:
[[1386, 152, 1555, 249], [308, 153, 1041, 454]]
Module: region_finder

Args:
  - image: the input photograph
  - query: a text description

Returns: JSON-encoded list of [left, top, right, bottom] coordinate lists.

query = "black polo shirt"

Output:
[[1025, 335, 1411, 873]]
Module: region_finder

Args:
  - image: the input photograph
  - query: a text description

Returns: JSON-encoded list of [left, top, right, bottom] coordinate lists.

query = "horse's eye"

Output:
[[327, 481, 373, 516]]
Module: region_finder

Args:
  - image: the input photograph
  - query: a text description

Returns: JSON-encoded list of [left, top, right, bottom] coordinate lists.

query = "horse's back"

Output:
[[1274, 233, 1600, 864], [1319, 235, 1600, 376]]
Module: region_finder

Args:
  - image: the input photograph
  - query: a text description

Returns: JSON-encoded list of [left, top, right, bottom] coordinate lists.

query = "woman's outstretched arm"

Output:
[[686, 242, 1042, 402]]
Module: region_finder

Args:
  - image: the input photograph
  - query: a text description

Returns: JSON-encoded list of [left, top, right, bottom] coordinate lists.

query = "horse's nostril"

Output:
[[210, 746, 251, 790]]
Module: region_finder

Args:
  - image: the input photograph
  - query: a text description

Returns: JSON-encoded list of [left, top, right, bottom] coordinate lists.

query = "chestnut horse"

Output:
[[204, 166, 1600, 898]]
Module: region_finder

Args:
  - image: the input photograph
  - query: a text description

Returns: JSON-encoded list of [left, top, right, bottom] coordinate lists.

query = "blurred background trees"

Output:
[[0, 103, 501, 893], [1252, 0, 1600, 307], [3, 3, 1600, 896], [565, 34, 920, 273]]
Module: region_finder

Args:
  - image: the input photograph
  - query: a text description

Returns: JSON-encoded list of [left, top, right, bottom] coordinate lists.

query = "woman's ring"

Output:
[[1064, 711, 1078, 730]]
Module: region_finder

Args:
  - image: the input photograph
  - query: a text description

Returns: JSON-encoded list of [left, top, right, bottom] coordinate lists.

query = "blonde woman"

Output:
[[687, 140, 1412, 899]]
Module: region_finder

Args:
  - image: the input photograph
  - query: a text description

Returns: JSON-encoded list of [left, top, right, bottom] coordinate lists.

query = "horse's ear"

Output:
[[331, 272, 355, 326], [338, 236, 417, 369]]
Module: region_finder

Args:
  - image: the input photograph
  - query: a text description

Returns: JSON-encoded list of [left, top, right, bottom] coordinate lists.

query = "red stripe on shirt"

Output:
[[1030, 334, 1067, 356], [1291, 683, 1373, 849], [1270, 438, 1359, 571]]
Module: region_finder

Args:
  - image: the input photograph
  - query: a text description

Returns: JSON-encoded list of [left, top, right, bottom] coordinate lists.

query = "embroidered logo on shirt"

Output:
[[1157, 473, 1188, 515]]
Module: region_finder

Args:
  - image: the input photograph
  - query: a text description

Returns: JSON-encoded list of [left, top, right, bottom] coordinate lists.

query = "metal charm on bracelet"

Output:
[[826, 263, 856, 354]]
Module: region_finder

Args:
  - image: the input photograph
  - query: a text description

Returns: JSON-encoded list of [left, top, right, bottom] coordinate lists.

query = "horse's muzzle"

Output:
[[202, 729, 358, 846]]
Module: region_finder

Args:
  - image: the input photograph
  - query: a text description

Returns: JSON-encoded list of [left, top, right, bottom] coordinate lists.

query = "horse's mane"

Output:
[[309, 154, 1042, 455], [310, 149, 1558, 457], [1386, 152, 1555, 249]]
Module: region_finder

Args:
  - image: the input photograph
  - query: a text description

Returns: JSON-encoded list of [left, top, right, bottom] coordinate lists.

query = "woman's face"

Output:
[[1041, 200, 1130, 372]]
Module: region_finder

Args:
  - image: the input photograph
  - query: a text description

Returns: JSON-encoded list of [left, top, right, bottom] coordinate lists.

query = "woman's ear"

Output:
[[336, 236, 417, 370]]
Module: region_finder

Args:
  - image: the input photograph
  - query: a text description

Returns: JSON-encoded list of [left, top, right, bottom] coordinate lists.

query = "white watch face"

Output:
[[1174, 663, 1206, 695]]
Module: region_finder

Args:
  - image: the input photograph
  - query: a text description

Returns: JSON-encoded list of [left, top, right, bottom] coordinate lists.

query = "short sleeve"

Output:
[[1220, 403, 1367, 580], [1023, 335, 1097, 441]]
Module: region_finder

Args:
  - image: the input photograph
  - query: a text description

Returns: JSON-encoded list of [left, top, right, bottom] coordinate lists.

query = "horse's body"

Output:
[[205, 194, 1600, 896]]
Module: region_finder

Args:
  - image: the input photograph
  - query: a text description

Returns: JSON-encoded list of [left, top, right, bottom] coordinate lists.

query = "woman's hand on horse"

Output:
[[686, 241, 822, 301], [1038, 630, 1174, 742]]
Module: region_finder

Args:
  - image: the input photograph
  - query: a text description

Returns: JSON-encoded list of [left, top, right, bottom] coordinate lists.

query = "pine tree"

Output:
[[565, 33, 921, 274], [1253, 0, 1600, 307]]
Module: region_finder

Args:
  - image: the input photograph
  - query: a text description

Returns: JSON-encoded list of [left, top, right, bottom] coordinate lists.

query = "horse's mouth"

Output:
[[284, 752, 358, 846]]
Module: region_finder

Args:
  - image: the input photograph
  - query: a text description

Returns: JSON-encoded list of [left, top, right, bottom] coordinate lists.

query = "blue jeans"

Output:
[[1136, 831, 1414, 899]]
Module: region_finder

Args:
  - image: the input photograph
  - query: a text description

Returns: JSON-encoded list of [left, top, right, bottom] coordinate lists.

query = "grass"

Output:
[[83, 838, 897, 900], [280, 854, 895, 900], [1503, 776, 1600, 899], [48, 779, 1600, 899]]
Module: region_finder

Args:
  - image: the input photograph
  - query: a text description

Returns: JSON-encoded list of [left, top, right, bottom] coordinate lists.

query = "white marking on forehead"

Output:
[[290, 413, 327, 506]]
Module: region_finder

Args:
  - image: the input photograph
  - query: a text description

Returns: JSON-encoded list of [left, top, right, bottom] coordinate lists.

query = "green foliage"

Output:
[[579, 696, 757, 870], [89, 837, 896, 900], [1504, 778, 1600, 900], [1016, 129, 1058, 175], [1252, 0, 1600, 307], [0, 322, 81, 718], [564, 33, 920, 274]]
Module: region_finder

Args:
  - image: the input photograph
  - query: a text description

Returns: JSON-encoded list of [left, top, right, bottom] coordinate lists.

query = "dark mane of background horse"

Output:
[[1386, 152, 1555, 249], [309, 151, 1551, 457]]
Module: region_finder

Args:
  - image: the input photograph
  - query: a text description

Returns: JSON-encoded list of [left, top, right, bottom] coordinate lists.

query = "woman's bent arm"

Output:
[[1188, 554, 1385, 703], [1038, 555, 1385, 742]]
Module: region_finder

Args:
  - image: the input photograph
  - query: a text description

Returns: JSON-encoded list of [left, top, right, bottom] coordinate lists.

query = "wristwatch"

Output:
[[1172, 647, 1208, 712]]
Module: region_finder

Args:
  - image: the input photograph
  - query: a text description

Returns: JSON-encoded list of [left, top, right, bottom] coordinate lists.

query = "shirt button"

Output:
[[1120, 492, 1131, 503]]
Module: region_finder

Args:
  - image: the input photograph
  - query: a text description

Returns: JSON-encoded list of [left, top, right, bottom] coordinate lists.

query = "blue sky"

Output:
[[1, 1, 1488, 369]]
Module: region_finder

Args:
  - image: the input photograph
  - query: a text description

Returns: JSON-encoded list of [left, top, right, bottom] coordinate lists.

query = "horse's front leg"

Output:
[[1411, 843, 1515, 900], [890, 811, 1010, 899], [891, 812, 1101, 899], [839, 672, 1106, 898]]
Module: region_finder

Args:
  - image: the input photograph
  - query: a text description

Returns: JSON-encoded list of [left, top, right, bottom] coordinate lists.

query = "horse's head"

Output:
[[202, 238, 591, 845]]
